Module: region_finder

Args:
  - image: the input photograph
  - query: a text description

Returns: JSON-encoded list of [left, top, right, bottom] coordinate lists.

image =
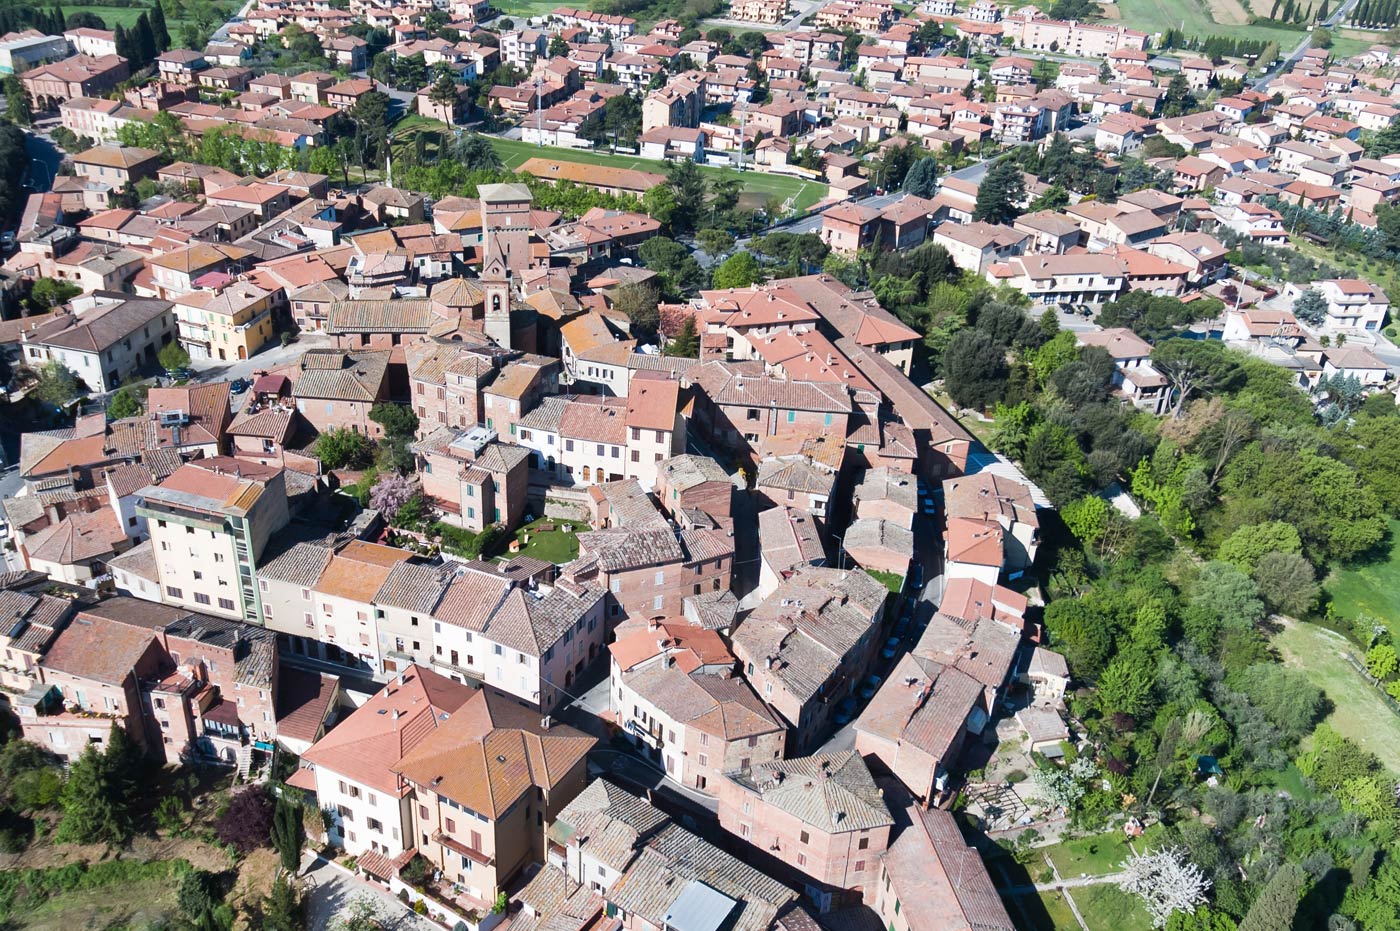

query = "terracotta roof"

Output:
[[314, 541, 413, 603], [886, 806, 1014, 930], [41, 611, 157, 686], [301, 664, 473, 794], [393, 687, 595, 817], [727, 750, 891, 833]]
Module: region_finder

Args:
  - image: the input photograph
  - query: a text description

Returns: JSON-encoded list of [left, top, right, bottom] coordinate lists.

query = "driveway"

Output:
[[302, 855, 437, 931]]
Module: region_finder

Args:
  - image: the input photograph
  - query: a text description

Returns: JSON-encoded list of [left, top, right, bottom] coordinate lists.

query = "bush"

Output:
[[215, 786, 274, 855], [315, 428, 375, 470], [153, 795, 187, 833], [1007, 770, 1028, 784]]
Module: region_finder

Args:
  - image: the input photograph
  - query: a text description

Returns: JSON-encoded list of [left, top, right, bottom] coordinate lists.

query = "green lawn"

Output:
[[492, 0, 567, 18], [1110, 0, 1309, 47], [508, 517, 586, 565], [1324, 519, 1400, 638], [1273, 618, 1400, 775], [1014, 890, 1082, 931], [486, 137, 829, 211], [63, 3, 233, 30], [1075, 885, 1153, 931]]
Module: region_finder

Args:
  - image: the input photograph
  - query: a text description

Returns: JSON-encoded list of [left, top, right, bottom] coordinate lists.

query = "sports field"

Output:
[[487, 136, 830, 211], [1110, 0, 1309, 46]]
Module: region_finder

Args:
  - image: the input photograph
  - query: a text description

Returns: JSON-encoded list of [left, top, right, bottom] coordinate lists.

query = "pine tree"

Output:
[[974, 158, 1027, 225], [134, 12, 156, 67], [150, 2, 170, 52], [55, 727, 138, 847]]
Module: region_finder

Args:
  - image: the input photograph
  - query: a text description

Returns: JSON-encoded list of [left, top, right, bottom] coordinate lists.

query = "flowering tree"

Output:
[[1033, 757, 1098, 810], [369, 472, 414, 516], [1119, 847, 1210, 928]]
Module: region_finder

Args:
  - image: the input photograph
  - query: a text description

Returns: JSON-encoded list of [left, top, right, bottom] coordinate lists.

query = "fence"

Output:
[[1343, 651, 1400, 717]]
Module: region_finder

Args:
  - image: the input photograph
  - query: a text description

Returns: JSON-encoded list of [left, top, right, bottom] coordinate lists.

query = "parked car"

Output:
[[229, 377, 251, 394], [882, 636, 901, 660], [860, 674, 883, 701], [834, 697, 859, 725]]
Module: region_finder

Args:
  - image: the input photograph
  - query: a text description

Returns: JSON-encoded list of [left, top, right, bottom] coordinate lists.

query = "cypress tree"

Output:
[[1237, 864, 1307, 931], [1319, 0, 1329, 19], [1355, 0, 1369, 24], [150, 2, 170, 52], [1270, 0, 1281, 18], [271, 797, 304, 873], [113, 23, 131, 61], [1282, 0, 1295, 21], [134, 12, 156, 67]]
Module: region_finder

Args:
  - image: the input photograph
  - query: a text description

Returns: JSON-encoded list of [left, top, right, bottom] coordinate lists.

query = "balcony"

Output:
[[432, 831, 495, 867]]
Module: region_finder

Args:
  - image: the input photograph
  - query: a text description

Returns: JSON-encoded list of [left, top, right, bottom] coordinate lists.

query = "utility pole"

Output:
[[536, 78, 544, 147]]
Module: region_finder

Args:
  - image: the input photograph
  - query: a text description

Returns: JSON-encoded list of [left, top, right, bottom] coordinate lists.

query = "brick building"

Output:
[[718, 751, 894, 911]]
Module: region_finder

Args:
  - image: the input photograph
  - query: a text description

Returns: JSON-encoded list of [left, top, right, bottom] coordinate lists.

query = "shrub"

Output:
[[215, 786, 274, 855], [1007, 770, 1028, 784]]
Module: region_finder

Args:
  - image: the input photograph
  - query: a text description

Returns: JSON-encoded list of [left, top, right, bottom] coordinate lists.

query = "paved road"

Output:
[[186, 330, 333, 384], [1254, 0, 1364, 90], [301, 855, 437, 931], [210, 0, 259, 43]]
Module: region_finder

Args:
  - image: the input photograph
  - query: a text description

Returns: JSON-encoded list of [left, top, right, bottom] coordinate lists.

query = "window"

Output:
[[166, 586, 183, 598], [800, 830, 810, 844], [854, 859, 866, 873], [859, 836, 869, 850], [218, 598, 235, 611], [194, 593, 211, 605], [797, 852, 807, 867]]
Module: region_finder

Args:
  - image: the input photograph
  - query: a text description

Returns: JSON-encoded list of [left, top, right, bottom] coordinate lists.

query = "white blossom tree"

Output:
[[1118, 846, 1211, 928], [1033, 758, 1098, 810]]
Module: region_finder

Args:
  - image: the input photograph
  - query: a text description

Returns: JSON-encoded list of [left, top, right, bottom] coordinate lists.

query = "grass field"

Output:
[[1110, 0, 1309, 46], [13, 875, 179, 931], [1291, 239, 1400, 304], [1075, 885, 1153, 931], [1045, 830, 1151, 879], [491, 0, 568, 19], [1324, 519, 1400, 636], [1273, 617, 1400, 775], [62, 3, 233, 31], [486, 137, 830, 211]]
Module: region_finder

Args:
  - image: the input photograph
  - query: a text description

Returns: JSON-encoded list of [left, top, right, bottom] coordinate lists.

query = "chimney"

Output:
[[540, 715, 552, 730], [392, 708, 402, 720]]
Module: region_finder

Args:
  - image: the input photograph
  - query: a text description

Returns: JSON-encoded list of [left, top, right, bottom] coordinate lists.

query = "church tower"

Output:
[[478, 182, 534, 276]]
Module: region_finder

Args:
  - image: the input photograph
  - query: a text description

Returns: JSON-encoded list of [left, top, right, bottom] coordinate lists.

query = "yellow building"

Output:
[[175, 281, 277, 361]]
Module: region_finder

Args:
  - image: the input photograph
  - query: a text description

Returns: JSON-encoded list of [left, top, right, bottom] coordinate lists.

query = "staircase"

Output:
[[235, 743, 254, 781]]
